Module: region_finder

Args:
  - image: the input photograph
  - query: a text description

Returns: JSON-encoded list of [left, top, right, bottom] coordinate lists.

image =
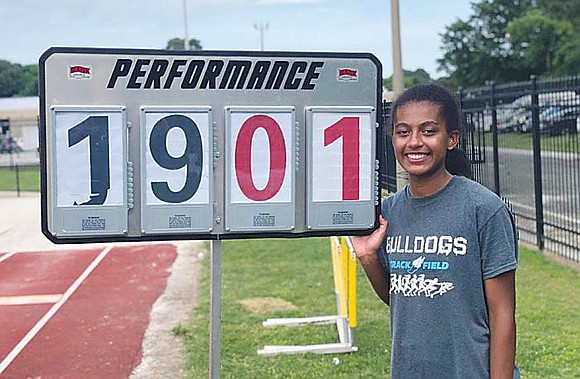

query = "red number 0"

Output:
[[324, 117, 360, 200], [235, 115, 287, 201]]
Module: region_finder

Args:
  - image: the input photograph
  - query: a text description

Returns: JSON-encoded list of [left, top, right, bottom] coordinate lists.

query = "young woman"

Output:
[[351, 84, 518, 378]]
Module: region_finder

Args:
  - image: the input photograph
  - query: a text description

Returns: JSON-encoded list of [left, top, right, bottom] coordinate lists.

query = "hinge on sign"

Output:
[[127, 160, 134, 209], [374, 160, 380, 205], [212, 121, 219, 169], [295, 121, 300, 171]]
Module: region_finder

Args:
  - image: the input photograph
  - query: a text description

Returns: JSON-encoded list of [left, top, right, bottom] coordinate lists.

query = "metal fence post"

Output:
[[530, 75, 545, 250], [457, 86, 464, 144], [15, 164, 21, 197], [490, 82, 500, 196], [381, 100, 396, 193], [457, 86, 465, 153]]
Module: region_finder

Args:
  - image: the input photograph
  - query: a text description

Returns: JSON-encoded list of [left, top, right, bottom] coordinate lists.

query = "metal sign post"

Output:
[[209, 239, 222, 379]]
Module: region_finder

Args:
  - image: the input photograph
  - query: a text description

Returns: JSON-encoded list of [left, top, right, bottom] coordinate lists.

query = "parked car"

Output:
[[510, 108, 532, 133], [506, 91, 580, 134], [540, 105, 580, 136], [496, 104, 519, 132]]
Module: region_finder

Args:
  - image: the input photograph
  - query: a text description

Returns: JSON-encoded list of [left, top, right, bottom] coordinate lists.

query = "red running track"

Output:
[[0, 244, 177, 379]]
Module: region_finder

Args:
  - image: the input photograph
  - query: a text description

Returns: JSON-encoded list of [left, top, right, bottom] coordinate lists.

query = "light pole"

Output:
[[254, 22, 269, 51], [390, 0, 404, 97], [390, 0, 407, 190], [183, 0, 190, 50]]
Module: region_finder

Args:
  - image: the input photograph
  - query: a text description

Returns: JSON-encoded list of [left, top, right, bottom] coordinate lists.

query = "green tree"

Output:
[[539, 0, 580, 76], [507, 10, 573, 76], [437, 0, 579, 86], [552, 32, 580, 76], [166, 38, 203, 51], [0, 60, 25, 97], [383, 69, 432, 90], [437, 0, 537, 86], [17, 64, 39, 97]]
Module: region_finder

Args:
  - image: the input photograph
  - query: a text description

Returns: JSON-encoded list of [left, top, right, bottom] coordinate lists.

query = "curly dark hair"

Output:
[[391, 83, 461, 134], [390, 83, 472, 179]]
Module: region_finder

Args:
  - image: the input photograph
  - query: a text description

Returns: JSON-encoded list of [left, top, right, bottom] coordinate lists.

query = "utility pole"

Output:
[[390, 0, 407, 190], [391, 0, 404, 96], [183, 0, 190, 50], [254, 23, 269, 51]]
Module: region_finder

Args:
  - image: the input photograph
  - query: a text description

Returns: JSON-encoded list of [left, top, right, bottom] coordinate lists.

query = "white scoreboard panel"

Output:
[[225, 107, 296, 232], [306, 107, 376, 230], [39, 48, 383, 243], [140, 107, 214, 234], [49, 106, 128, 237]]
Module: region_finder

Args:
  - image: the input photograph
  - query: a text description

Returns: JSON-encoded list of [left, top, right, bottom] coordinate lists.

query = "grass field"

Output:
[[496, 132, 579, 153], [0, 165, 40, 192], [180, 239, 580, 379]]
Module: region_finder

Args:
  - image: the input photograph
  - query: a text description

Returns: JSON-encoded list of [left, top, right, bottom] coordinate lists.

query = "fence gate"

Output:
[[459, 76, 580, 263]]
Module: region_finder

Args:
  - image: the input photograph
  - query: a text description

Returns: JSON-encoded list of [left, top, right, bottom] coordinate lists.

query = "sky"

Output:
[[0, 0, 474, 79]]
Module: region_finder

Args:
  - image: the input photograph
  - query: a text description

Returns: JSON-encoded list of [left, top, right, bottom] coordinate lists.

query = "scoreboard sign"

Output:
[[39, 48, 382, 243]]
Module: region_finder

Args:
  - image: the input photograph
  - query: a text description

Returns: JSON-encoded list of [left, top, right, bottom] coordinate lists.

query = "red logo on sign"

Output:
[[69, 65, 92, 79], [339, 69, 357, 77], [69, 66, 91, 75], [337, 68, 358, 82]]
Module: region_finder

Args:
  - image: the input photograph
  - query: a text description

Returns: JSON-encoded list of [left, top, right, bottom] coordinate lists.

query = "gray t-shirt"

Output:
[[380, 176, 518, 379]]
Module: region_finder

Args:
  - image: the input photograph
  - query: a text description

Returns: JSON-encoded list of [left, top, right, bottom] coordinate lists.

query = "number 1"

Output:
[[324, 117, 360, 200], [68, 115, 110, 205]]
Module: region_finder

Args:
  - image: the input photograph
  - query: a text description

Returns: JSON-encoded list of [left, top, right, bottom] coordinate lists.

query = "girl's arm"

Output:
[[351, 216, 390, 304], [484, 270, 516, 379]]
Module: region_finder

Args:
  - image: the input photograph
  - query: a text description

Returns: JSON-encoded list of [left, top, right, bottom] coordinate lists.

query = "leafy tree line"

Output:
[[437, 0, 579, 87], [0, 37, 203, 98], [0, 61, 38, 97], [166, 37, 202, 51], [383, 69, 432, 90]]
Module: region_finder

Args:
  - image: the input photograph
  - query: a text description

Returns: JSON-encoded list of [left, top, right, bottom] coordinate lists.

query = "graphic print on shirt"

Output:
[[385, 234, 467, 298]]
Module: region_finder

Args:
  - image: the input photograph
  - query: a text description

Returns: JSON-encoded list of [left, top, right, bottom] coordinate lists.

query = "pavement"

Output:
[[0, 192, 204, 378]]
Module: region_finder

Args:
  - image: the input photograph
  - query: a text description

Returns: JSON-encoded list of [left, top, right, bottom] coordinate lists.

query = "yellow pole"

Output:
[[345, 237, 357, 328], [339, 237, 349, 319], [330, 237, 341, 300]]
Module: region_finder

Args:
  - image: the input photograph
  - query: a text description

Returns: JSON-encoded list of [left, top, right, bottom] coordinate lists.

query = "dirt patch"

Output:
[[239, 297, 297, 314], [129, 240, 204, 379]]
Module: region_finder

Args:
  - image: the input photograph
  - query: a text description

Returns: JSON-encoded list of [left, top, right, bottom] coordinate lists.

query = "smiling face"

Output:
[[392, 101, 459, 183]]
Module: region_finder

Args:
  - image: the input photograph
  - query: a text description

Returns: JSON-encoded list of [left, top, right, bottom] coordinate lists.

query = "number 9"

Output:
[[149, 114, 203, 203]]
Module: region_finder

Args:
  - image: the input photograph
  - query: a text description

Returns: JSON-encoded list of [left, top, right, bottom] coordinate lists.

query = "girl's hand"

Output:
[[350, 215, 388, 265]]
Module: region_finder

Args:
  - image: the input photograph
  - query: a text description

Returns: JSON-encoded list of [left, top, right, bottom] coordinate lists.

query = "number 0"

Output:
[[234, 114, 287, 201]]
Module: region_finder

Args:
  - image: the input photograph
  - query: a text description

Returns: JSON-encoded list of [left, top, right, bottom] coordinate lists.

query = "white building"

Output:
[[0, 96, 39, 151]]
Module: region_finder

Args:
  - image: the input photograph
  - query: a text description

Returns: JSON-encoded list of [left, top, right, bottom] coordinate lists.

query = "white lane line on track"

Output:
[[0, 245, 114, 375], [0, 294, 62, 306], [0, 252, 16, 264]]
